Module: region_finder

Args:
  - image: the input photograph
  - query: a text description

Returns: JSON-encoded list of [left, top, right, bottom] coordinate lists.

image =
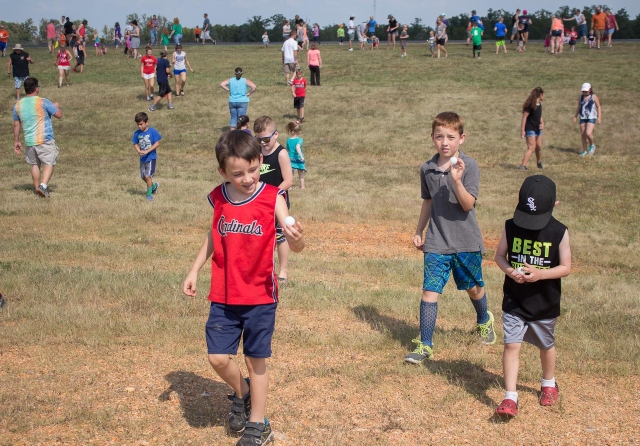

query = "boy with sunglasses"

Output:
[[253, 116, 293, 282]]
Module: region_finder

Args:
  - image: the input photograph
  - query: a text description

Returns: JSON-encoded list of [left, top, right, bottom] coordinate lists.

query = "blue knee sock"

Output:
[[471, 293, 489, 324], [420, 301, 438, 348]]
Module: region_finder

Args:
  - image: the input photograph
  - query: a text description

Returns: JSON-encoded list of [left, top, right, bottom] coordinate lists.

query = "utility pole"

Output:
[[373, 0, 376, 19]]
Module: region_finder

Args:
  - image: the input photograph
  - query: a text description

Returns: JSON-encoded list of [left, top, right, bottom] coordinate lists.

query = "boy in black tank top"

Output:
[[494, 175, 571, 418], [254, 116, 294, 281]]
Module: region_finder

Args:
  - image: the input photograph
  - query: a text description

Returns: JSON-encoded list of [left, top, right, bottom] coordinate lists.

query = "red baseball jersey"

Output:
[[207, 182, 283, 305], [292, 77, 306, 98]]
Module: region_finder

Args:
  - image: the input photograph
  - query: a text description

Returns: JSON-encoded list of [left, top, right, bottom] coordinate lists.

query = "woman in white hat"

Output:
[[573, 83, 602, 156]]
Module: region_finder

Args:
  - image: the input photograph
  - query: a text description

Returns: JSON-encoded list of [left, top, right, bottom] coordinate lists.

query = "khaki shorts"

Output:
[[283, 62, 297, 74], [594, 29, 604, 41], [25, 139, 59, 166]]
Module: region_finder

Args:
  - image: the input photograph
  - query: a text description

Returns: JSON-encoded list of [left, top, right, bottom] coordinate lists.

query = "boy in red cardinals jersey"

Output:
[[183, 130, 304, 446]]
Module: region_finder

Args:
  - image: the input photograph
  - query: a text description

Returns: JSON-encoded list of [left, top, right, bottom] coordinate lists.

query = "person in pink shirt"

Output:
[[46, 20, 57, 53], [307, 43, 322, 86], [604, 9, 619, 47]]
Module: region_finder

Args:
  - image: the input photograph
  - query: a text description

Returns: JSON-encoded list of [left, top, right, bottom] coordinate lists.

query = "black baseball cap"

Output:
[[513, 175, 556, 230]]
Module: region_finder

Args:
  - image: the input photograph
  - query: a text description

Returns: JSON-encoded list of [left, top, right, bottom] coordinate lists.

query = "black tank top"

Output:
[[260, 144, 289, 208], [502, 217, 567, 321]]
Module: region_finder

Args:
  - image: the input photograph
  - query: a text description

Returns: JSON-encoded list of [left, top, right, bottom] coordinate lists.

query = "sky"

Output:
[[2, 0, 638, 31]]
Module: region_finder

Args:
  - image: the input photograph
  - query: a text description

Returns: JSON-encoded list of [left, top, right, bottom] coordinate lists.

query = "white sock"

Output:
[[541, 377, 556, 388], [505, 391, 518, 403], [40, 183, 47, 189]]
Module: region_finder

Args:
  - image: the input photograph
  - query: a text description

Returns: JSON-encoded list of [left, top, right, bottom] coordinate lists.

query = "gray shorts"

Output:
[[139, 159, 156, 179], [503, 311, 556, 349], [25, 139, 59, 166], [348, 30, 355, 41]]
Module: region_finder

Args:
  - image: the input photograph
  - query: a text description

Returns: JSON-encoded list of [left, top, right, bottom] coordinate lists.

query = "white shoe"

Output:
[[349, 48, 353, 51]]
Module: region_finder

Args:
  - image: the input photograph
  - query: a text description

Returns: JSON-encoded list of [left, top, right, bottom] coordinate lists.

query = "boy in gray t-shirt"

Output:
[[405, 111, 496, 364]]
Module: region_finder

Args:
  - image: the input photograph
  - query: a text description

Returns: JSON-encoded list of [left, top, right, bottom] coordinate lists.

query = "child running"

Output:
[[494, 175, 571, 418], [262, 31, 270, 48], [574, 82, 602, 156], [55, 44, 72, 86], [131, 112, 160, 201], [141, 46, 157, 101], [172, 44, 193, 97], [285, 121, 306, 189], [399, 25, 409, 57], [160, 28, 170, 52], [291, 68, 307, 122], [519, 87, 545, 170], [182, 130, 304, 446], [149, 51, 173, 111], [253, 116, 294, 282], [405, 111, 496, 364]]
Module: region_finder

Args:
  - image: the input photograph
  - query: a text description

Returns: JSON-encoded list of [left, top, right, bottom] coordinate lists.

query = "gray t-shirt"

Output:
[[419, 150, 485, 254], [203, 18, 211, 30]]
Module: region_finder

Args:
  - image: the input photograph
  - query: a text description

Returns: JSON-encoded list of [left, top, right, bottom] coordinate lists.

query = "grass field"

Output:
[[1, 40, 640, 445]]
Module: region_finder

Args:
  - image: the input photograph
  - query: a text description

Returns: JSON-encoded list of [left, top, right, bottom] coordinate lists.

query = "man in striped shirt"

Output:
[[13, 78, 63, 197]]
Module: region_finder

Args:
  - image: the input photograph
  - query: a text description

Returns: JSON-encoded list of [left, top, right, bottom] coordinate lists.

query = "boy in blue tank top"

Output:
[[494, 175, 571, 417]]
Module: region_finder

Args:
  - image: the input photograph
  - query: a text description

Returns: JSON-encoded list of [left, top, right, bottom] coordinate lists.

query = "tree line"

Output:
[[2, 6, 640, 45]]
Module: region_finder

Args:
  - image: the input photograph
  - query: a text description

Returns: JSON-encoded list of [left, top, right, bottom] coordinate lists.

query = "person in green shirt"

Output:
[[471, 21, 484, 58], [169, 18, 183, 45], [337, 24, 345, 45]]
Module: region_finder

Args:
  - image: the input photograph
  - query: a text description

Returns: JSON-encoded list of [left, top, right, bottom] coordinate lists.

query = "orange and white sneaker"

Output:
[[540, 383, 560, 406], [495, 398, 518, 417]]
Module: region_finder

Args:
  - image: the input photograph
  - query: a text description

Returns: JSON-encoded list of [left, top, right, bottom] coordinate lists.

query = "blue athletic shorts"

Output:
[[423, 251, 485, 294], [205, 302, 277, 358], [173, 68, 186, 75], [0, 42, 7, 51], [525, 130, 542, 137]]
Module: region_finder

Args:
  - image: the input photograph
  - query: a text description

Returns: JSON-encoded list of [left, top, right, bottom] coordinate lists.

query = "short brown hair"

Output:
[[431, 112, 464, 135], [134, 112, 149, 123], [253, 116, 276, 134], [215, 130, 261, 170]]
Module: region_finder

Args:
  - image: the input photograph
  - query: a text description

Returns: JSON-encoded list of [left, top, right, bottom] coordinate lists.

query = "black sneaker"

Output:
[[537, 162, 544, 169], [228, 378, 251, 433], [236, 418, 273, 446], [152, 182, 159, 195]]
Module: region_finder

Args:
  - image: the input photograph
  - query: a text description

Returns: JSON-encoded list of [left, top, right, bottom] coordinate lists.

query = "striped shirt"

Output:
[[13, 96, 58, 147]]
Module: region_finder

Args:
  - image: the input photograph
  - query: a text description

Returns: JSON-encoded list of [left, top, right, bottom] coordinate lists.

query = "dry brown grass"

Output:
[[1, 42, 639, 445]]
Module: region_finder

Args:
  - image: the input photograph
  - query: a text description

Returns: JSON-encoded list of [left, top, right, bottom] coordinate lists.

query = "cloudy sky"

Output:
[[2, 0, 638, 31]]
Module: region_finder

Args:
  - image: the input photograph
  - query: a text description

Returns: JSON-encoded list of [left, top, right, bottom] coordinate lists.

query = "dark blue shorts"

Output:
[[423, 252, 485, 294], [205, 302, 277, 358]]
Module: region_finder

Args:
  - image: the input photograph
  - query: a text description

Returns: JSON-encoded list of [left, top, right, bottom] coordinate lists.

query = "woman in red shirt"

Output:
[[55, 43, 72, 87], [604, 10, 619, 47], [140, 47, 158, 101]]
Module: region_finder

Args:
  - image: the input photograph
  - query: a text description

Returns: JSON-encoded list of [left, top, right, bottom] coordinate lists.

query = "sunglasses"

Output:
[[255, 129, 277, 144]]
